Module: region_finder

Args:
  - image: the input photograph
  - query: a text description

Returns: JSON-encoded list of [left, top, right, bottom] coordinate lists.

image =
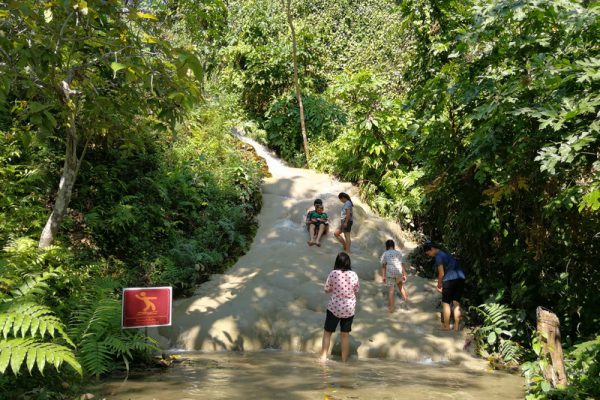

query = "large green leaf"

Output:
[[0, 338, 81, 376], [110, 62, 127, 73]]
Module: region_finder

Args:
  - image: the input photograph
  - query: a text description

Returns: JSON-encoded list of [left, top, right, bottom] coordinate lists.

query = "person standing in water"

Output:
[[379, 239, 409, 312], [334, 192, 353, 253], [423, 241, 466, 331], [319, 252, 359, 362]]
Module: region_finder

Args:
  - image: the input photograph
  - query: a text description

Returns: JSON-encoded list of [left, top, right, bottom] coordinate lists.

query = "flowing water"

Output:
[[99, 133, 524, 398], [97, 351, 524, 399]]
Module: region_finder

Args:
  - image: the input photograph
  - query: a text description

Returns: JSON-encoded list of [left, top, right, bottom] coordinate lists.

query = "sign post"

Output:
[[122, 287, 172, 329]]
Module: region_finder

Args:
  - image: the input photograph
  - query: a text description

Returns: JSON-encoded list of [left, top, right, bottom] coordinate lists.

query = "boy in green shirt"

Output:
[[307, 203, 328, 247]]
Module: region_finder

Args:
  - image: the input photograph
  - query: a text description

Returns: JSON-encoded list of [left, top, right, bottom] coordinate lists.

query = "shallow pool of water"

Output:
[[95, 351, 524, 399]]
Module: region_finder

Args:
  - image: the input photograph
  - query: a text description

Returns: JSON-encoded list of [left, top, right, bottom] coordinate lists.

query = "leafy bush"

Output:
[[308, 70, 424, 224], [71, 104, 264, 294], [523, 336, 600, 399], [221, 0, 325, 118], [1, 95, 264, 395], [264, 92, 345, 165], [406, 0, 600, 343], [0, 245, 82, 378], [471, 303, 526, 368], [70, 294, 158, 380], [0, 132, 57, 248]]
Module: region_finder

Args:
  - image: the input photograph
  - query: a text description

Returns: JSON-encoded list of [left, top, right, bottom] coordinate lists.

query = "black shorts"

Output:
[[324, 309, 354, 333], [442, 279, 465, 304], [307, 222, 328, 230], [340, 220, 353, 233]]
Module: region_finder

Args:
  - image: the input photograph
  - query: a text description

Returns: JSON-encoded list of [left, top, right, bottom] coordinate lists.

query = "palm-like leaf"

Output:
[[0, 271, 80, 376], [71, 297, 158, 379], [11, 272, 55, 298], [471, 303, 524, 364], [0, 302, 73, 346], [0, 338, 82, 375]]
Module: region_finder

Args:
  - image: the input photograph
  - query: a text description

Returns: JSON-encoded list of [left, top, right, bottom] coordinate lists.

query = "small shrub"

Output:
[[471, 302, 526, 368]]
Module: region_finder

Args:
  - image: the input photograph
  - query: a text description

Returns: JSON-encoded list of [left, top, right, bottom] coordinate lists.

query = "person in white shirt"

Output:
[[380, 239, 409, 312], [334, 192, 353, 253]]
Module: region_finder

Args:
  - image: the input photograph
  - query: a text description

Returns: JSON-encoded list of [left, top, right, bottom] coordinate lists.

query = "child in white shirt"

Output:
[[380, 239, 409, 312]]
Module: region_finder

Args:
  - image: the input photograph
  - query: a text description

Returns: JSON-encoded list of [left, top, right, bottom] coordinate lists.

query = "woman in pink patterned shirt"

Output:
[[319, 252, 360, 362]]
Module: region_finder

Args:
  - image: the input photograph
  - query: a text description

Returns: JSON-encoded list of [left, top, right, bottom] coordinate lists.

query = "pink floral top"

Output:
[[324, 270, 359, 318]]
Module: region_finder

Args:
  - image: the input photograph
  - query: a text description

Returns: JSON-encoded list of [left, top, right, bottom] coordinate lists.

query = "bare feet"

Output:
[[308, 241, 315, 246], [316, 242, 321, 247]]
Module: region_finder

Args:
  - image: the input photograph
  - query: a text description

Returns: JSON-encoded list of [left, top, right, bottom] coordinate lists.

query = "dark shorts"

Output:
[[324, 309, 354, 333], [442, 279, 465, 304], [339, 220, 353, 233], [307, 222, 328, 230]]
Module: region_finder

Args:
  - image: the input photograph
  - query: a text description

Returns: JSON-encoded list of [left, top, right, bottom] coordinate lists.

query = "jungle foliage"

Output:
[[1, 0, 598, 397], [220, 0, 599, 396], [0, 0, 264, 397]]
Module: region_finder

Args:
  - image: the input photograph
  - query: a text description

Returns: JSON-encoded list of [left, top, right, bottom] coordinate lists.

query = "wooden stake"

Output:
[[536, 307, 568, 387]]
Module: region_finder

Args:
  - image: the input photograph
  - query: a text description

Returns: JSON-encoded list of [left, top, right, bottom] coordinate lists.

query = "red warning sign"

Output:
[[122, 287, 172, 328]]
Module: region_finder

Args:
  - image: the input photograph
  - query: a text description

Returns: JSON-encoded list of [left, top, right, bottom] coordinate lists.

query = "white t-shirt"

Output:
[[380, 249, 403, 277], [340, 200, 353, 222]]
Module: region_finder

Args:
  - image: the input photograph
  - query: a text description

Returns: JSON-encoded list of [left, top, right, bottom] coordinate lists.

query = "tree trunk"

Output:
[[536, 307, 568, 387], [38, 112, 80, 249], [283, 0, 309, 164]]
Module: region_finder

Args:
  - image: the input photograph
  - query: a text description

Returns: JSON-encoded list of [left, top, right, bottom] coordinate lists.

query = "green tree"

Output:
[[282, 0, 310, 162], [0, 0, 202, 248]]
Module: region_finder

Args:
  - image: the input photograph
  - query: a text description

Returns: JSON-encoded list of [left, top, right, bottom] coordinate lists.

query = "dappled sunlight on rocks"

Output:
[[149, 135, 483, 368]]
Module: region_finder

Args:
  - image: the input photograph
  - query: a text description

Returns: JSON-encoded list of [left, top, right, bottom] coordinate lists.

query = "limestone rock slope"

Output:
[[151, 136, 477, 366]]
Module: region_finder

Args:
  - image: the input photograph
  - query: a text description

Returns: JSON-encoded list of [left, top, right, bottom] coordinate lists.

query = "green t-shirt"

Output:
[[308, 211, 328, 223]]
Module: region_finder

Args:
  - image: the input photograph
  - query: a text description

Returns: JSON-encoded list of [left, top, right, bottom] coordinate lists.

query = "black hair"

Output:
[[314, 198, 323, 206], [338, 192, 352, 205], [385, 239, 395, 250], [333, 252, 352, 271], [422, 240, 436, 252]]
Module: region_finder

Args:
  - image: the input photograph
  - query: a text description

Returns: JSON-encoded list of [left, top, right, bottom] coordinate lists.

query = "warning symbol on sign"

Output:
[[122, 287, 172, 328]]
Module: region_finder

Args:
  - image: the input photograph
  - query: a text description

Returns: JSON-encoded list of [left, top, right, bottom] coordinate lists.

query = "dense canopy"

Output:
[[0, 0, 598, 398]]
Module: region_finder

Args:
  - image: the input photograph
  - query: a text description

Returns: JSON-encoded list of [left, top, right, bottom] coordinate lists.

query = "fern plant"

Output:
[[0, 271, 82, 376], [471, 303, 524, 367], [70, 295, 159, 379]]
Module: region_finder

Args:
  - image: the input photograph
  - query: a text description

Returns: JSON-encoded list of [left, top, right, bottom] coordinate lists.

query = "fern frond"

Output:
[[104, 332, 158, 359], [477, 303, 512, 329], [472, 302, 523, 367], [127, 333, 159, 353], [71, 297, 159, 378], [2, 238, 39, 256], [70, 298, 121, 339], [0, 277, 15, 294], [10, 272, 56, 299], [71, 298, 129, 377], [103, 334, 131, 358], [2, 238, 54, 272], [0, 338, 81, 376], [499, 339, 523, 363], [78, 335, 113, 379], [0, 302, 73, 346]]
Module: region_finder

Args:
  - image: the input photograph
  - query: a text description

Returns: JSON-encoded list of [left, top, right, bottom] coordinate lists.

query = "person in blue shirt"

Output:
[[423, 241, 466, 331]]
